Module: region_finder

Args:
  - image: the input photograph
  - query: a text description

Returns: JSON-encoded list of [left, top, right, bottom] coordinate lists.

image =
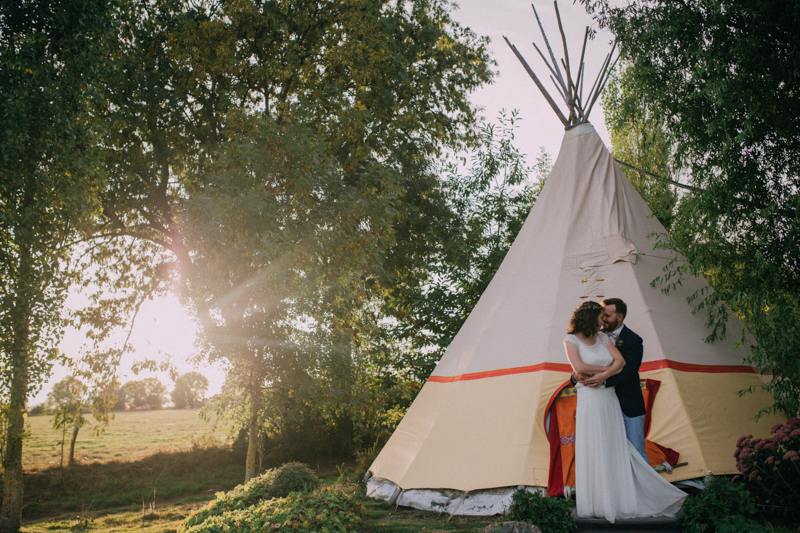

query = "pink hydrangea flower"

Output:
[[771, 423, 783, 434], [748, 470, 760, 481], [783, 450, 798, 460], [756, 440, 767, 451], [790, 429, 800, 437], [765, 456, 775, 464]]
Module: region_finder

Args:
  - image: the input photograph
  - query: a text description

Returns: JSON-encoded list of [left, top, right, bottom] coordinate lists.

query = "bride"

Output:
[[564, 301, 686, 523]]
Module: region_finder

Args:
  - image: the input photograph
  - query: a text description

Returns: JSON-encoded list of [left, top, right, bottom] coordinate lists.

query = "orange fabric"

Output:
[[547, 379, 680, 493], [555, 390, 577, 487]]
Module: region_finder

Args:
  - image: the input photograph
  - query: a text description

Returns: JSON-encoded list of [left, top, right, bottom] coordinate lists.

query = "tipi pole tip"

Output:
[[531, 1, 566, 90], [505, 38, 570, 126]]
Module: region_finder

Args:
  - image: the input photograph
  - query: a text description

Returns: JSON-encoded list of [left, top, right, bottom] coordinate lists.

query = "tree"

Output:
[[123, 378, 167, 410], [390, 112, 551, 376], [77, 0, 492, 480], [47, 376, 88, 468], [171, 372, 209, 409], [111, 385, 127, 412], [601, 67, 678, 229], [0, 0, 112, 527], [580, 0, 800, 415]]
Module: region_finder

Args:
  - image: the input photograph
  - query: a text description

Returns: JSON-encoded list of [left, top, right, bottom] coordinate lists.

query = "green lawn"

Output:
[[21, 486, 499, 533], [25, 408, 231, 471], [20, 409, 243, 522], [18, 410, 496, 532]]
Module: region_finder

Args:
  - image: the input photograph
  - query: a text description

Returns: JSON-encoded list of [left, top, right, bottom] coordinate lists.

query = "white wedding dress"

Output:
[[565, 332, 686, 523]]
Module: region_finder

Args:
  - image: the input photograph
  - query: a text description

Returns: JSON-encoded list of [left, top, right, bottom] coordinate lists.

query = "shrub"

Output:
[[734, 417, 800, 516], [182, 462, 319, 529], [714, 514, 770, 533], [507, 489, 576, 533], [181, 486, 363, 533], [266, 462, 319, 499], [28, 404, 48, 416], [676, 477, 757, 533]]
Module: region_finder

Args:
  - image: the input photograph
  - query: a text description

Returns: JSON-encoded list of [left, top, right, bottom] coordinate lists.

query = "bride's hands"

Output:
[[583, 369, 610, 387]]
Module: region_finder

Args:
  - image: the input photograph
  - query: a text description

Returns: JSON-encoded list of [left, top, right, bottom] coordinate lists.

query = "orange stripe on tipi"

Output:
[[427, 359, 757, 383]]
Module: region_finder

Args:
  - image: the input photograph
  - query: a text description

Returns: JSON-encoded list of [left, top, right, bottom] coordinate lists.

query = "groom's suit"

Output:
[[604, 325, 646, 418]]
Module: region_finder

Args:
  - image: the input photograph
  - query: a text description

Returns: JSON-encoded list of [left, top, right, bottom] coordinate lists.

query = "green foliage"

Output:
[[171, 372, 209, 409], [713, 514, 770, 533], [676, 477, 757, 533], [734, 418, 800, 516], [392, 111, 550, 375], [76, 0, 493, 469], [28, 404, 47, 417], [183, 487, 363, 533], [48, 376, 89, 430], [268, 463, 320, 500], [182, 462, 319, 529], [123, 378, 168, 410], [601, 66, 678, 229], [581, 0, 800, 416], [48, 375, 89, 466], [506, 489, 576, 533], [0, 0, 113, 525]]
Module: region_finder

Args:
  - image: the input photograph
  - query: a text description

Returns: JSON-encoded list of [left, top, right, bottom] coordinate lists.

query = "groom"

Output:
[[579, 298, 648, 464]]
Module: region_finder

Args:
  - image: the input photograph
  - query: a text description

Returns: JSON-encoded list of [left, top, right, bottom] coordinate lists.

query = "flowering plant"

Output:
[[734, 417, 800, 515]]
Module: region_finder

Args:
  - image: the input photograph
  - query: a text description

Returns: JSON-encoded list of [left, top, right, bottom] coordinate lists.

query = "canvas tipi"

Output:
[[366, 3, 782, 516]]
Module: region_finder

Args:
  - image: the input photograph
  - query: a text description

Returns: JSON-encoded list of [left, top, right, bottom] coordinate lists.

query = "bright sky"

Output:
[[31, 0, 615, 406]]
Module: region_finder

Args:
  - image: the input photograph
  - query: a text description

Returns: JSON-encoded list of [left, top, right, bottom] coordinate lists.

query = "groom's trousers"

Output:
[[623, 414, 648, 464]]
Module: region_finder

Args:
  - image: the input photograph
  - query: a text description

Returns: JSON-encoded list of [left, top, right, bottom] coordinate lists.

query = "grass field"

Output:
[[18, 409, 499, 532], [24, 409, 232, 471], [20, 409, 244, 523], [21, 484, 498, 533]]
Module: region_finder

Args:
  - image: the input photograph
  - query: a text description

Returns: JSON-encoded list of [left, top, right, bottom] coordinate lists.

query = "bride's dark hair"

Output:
[[568, 301, 603, 337]]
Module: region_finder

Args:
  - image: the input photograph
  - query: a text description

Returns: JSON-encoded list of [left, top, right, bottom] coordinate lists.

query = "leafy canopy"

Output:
[[581, 0, 800, 415]]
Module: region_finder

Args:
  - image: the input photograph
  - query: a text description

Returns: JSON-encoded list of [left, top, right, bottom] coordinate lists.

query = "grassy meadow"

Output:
[[19, 408, 499, 532], [24, 409, 231, 471], [21, 409, 244, 526]]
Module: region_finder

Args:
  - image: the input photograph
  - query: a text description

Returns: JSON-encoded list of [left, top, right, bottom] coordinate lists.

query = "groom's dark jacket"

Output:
[[604, 325, 646, 418]]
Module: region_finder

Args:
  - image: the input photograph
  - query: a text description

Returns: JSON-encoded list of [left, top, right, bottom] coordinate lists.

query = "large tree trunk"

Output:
[[68, 426, 80, 466], [0, 406, 25, 532], [244, 413, 259, 482], [0, 243, 32, 532]]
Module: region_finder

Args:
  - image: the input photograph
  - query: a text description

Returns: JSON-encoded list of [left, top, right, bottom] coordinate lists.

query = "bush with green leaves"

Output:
[[268, 462, 320, 499], [182, 462, 319, 529], [506, 489, 576, 533], [734, 417, 800, 516], [181, 485, 362, 533], [676, 477, 757, 533]]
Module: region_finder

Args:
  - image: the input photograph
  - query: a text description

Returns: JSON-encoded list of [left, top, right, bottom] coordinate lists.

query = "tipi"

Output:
[[366, 2, 782, 516]]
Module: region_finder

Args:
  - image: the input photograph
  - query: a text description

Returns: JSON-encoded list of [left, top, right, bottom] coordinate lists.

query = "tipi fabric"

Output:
[[366, 123, 781, 514]]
